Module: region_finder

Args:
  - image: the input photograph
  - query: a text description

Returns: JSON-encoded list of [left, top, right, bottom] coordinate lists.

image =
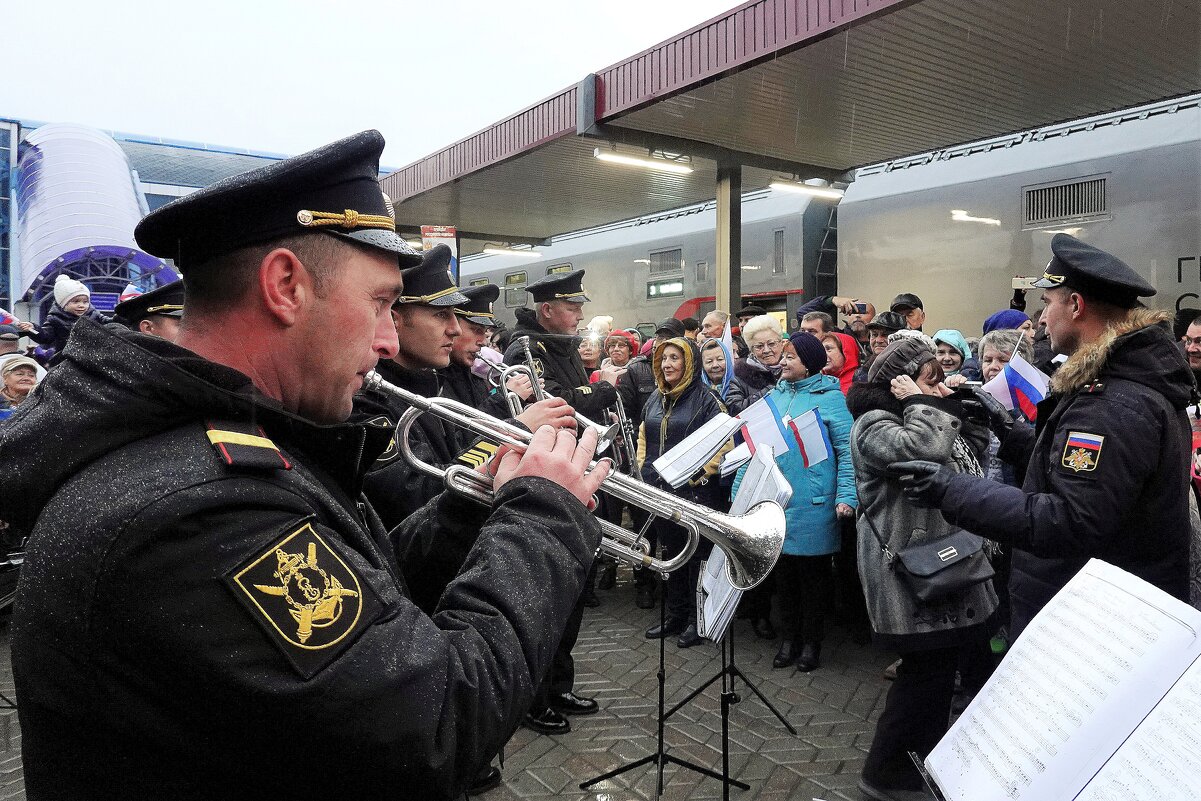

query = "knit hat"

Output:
[[53, 275, 89, 307], [867, 335, 937, 383], [982, 309, 1030, 334], [787, 332, 828, 375]]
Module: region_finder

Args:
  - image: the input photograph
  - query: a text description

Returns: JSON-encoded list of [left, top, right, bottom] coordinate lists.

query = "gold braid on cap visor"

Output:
[[1040, 273, 1066, 285], [397, 286, 461, 304], [554, 291, 587, 299], [455, 309, 495, 319], [295, 209, 396, 231], [145, 304, 184, 314]]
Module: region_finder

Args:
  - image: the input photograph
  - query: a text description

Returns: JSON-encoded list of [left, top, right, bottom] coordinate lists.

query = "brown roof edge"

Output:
[[382, 85, 578, 203], [595, 0, 917, 119]]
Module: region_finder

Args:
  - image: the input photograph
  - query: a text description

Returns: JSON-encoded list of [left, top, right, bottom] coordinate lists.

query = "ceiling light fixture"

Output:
[[769, 179, 845, 200], [482, 245, 542, 258], [594, 147, 694, 175]]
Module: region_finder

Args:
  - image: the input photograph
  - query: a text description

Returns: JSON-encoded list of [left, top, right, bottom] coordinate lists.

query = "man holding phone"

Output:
[[794, 294, 876, 356]]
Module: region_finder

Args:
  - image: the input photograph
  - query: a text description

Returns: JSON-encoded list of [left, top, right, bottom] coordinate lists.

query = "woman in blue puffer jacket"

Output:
[[731, 332, 856, 672]]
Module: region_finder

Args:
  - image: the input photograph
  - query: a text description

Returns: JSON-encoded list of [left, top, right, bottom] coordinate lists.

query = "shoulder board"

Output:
[[456, 440, 500, 468], [537, 341, 548, 354], [206, 420, 292, 471], [577, 386, 592, 395], [1083, 381, 1106, 394]]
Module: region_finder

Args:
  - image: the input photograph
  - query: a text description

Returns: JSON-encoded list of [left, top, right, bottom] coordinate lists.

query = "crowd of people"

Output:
[[2, 129, 1198, 801]]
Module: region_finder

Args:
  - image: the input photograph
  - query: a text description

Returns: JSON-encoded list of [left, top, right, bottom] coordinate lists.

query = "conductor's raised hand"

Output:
[[516, 397, 577, 433], [494, 425, 611, 509]]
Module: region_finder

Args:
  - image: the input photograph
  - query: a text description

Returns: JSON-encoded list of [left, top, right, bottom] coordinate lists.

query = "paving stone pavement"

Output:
[[0, 569, 895, 801]]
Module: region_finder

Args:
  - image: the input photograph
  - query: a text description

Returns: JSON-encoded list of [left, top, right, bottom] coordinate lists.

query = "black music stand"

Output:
[[579, 563, 736, 798]]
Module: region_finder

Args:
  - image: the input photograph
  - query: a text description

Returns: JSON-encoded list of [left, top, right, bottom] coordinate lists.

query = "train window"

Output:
[[546, 263, 572, 275], [648, 249, 683, 275], [469, 278, 489, 287], [696, 261, 709, 282], [505, 287, 527, 307], [773, 230, 786, 276], [504, 271, 526, 285], [646, 280, 684, 299]]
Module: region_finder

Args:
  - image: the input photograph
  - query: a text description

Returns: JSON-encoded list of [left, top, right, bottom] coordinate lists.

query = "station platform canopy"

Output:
[[383, 0, 1200, 258]]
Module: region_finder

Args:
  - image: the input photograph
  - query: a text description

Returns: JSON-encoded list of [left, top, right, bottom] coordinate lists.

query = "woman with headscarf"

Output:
[[846, 334, 997, 801], [820, 331, 860, 395], [932, 329, 981, 382], [733, 333, 856, 672], [700, 338, 752, 415], [638, 337, 732, 648]]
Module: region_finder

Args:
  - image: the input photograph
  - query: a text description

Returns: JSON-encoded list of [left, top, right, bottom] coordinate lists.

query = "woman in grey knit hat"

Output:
[[845, 335, 998, 801]]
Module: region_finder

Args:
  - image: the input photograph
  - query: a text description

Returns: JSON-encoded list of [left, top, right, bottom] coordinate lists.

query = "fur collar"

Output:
[[1050, 308, 1170, 395]]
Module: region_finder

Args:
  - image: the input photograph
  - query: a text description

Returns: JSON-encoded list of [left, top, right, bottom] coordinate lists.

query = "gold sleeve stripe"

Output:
[[207, 430, 279, 450]]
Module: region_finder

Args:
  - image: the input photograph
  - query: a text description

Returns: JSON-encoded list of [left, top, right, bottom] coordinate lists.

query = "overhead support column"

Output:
[[715, 163, 742, 316]]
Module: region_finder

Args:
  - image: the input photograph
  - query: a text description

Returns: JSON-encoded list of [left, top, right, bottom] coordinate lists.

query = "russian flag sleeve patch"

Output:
[[1061, 431, 1104, 473]]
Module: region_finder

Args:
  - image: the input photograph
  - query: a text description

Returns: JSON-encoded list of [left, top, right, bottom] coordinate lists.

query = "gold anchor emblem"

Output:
[[254, 542, 359, 644]]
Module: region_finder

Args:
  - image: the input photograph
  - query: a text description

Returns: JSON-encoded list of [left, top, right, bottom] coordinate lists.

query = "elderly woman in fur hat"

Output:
[[845, 332, 998, 801]]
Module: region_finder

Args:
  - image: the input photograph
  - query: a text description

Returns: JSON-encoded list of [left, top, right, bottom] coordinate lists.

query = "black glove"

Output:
[[968, 387, 1015, 439], [887, 460, 954, 508]]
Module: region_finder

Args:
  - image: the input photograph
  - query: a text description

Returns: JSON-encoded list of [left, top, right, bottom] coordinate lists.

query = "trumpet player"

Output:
[[3, 131, 611, 800]]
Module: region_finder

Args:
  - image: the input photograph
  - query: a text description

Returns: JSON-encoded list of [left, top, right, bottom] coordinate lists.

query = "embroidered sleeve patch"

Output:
[[1061, 431, 1105, 473], [365, 414, 400, 465], [225, 522, 382, 679]]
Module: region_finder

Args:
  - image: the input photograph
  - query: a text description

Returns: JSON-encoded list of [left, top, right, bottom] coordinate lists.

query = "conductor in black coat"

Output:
[[3, 131, 611, 801]]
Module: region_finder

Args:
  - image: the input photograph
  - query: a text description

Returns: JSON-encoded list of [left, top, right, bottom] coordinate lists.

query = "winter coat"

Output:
[[617, 354, 656, 427], [0, 318, 600, 800], [637, 337, 731, 508], [940, 309, 1193, 638], [847, 382, 997, 652], [358, 360, 466, 532], [732, 373, 856, 556], [26, 303, 110, 355], [734, 355, 779, 393], [505, 308, 616, 419]]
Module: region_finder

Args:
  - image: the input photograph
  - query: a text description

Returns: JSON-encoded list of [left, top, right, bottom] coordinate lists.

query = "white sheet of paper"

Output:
[[925, 560, 1201, 801]]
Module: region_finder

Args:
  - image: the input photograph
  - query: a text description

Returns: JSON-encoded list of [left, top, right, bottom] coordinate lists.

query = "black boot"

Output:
[[796, 641, 822, 672], [467, 764, 502, 795], [596, 559, 617, 590], [676, 623, 702, 648], [645, 617, 687, 639], [772, 639, 795, 669]]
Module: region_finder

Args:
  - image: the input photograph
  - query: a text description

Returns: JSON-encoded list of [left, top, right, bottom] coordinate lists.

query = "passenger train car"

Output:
[[460, 95, 1201, 336]]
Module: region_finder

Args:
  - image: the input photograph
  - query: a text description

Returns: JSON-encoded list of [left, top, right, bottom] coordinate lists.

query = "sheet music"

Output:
[[1076, 654, 1201, 800], [652, 412, 740, 488], [926, 560, 1201, 801]]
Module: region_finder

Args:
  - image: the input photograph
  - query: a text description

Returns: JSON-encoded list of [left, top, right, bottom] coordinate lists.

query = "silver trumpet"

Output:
[[364, 370, 784, 590], [481, 341, 622, 455]]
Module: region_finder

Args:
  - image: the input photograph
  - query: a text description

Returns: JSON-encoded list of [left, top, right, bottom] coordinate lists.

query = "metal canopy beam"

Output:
[[714, 164, 742, 315], [384, 0, 1201, 265], [395, 228, 551, 247]]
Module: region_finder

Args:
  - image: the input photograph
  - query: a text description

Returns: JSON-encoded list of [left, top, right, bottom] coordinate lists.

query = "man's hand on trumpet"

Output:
[[504, 372, 539, 402], [490, 426, 612, 509], [515, 397, 577, 434]]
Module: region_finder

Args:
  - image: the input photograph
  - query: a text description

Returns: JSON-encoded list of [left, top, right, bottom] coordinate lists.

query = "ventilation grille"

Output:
[[1023, 176, 1109, 227]]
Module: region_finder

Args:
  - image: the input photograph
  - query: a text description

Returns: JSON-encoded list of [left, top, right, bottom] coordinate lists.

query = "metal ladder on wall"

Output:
[[814, 205, 838, 298]]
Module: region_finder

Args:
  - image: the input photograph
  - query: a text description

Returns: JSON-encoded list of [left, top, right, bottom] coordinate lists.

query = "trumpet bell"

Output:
[[707, 500, 786, 590]]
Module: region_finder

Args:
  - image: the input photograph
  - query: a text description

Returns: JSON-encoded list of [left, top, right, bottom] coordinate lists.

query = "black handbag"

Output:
[[864, 514, 994, 604]]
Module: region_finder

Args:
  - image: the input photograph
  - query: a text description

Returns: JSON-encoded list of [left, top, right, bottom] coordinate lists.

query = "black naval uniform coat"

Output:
[[1, 319, 601, 801], [439, 360, 510, 421], [359, 360, 465, 531], [939, 310, 1192, 638], [505, 309, 616, 419]]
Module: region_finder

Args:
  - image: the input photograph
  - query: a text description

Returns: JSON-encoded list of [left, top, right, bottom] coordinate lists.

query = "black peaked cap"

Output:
[[455, 284, 501, 327], [114, 281, 185, 325], [526, 270, 590, 303], [134, 130, 421, 271], [737, 304, 766, 318], [1033, 233, 1155, 307], [398, 244, 468, 307]]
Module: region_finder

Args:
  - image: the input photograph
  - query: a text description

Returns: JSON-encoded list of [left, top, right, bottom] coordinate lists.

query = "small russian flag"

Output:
[[736, 395, 796, 456], [787, 408, 832, 468], [1066, 431, 1103, 452], [119, 283, 143, 303], [983, 354, 1050, 421], [0, 308, 15, 326]]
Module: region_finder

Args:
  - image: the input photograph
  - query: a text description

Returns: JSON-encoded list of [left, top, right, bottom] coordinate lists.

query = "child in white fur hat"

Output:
[[24, 275, 112, 357]]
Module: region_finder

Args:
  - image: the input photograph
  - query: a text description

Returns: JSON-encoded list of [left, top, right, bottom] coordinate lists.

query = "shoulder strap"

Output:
[[860, 508, 894, 560]]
